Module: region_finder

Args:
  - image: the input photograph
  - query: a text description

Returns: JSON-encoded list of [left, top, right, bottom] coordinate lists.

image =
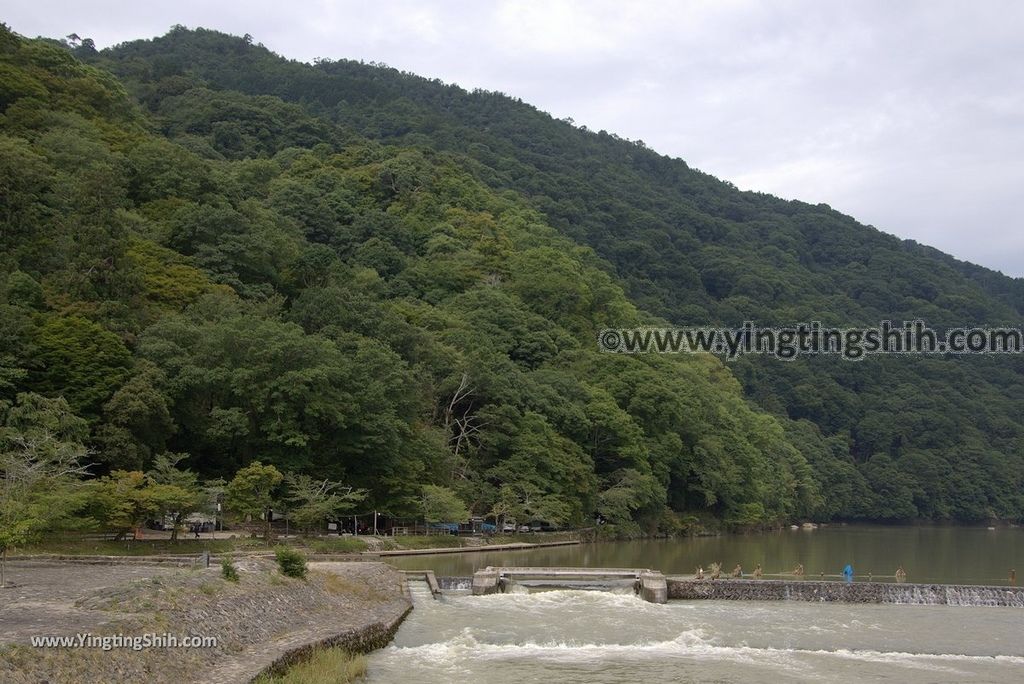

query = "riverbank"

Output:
[[369, 539, 580, 556], [11, 530, 582, 559], [0, 559, 409, 683]]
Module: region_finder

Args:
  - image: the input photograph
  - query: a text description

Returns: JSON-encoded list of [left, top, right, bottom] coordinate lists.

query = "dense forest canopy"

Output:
[[1, 24, 1022, 531]]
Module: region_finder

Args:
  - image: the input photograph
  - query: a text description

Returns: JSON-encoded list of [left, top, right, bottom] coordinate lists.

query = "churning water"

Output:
[[366, 585, 1024, 683]]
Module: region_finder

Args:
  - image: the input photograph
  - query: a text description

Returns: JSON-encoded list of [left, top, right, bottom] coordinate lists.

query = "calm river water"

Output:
[[366, 527, 1024, 683], [385, 525, 1024, 584]]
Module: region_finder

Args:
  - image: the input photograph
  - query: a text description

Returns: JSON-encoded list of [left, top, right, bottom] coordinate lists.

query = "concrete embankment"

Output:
[[0, 560, 411, 684], [434, 574, 1024, 607], [667, 578, 1024, 606], [8, 553, 219, 567], [216, 562, 411, 682], [468, 566, 669, 603], [366, 539, 580, 557]]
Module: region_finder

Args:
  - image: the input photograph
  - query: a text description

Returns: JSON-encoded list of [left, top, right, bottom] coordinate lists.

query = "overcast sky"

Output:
[[7, 1, 1024, 276]]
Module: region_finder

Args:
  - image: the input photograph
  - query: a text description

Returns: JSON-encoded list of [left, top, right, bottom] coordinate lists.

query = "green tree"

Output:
[[420, 484, 469, 524], [596, 469, 665, 536], [97, 362, 176, 470], [87, 470, 193, 543], [146, 452, 200, 541], [284, 472, 366, 535], [32, 316, 131, 415], [225, 461, 283, 541], [0, 393, 91, 587], [489, 484, 524, 532]]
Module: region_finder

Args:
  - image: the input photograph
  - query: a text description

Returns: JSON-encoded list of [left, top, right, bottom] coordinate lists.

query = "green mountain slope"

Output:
[[82, 26, 1024, 522], [3, 24, 1022, 524], [0, 24, 843, 534]]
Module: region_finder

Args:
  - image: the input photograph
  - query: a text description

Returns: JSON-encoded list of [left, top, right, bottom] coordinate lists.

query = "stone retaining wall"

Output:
[[0, 560, 411, 684], [252, 605, 412, 682], [667, 578, 1024, 606], [9, 552, 364, 568], [8, 553, 215, 567]]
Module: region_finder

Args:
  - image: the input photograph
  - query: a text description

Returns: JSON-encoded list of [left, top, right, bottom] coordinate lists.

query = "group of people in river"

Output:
[[693, 562, 910, 582]]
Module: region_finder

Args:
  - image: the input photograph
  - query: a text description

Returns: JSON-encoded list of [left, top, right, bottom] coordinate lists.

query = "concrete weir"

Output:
[[464, 570, 1024, 607], [470, 566, 669, 603], [399, 570, 443, 599], [666, 578, 1024, 607]]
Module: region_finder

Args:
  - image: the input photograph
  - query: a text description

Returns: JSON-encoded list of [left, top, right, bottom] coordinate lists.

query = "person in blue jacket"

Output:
[[842, 564, 854, 583]]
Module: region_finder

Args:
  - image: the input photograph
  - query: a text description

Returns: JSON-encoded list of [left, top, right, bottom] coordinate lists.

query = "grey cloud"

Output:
[[5, 0, 1023, 275]]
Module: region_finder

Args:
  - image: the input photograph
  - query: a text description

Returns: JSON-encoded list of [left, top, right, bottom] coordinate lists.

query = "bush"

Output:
[[274, 546, 307, 579], [221, 556, 239, 582]]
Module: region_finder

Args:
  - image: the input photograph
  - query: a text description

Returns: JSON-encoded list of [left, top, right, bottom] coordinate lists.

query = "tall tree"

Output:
[[146, 452, 200, 541], [225, 461, 283, 541], [0, 393, 91, 587], [87, 470, 194, 543], [420, 484, 469, 524], [284, 472, 366, 535]]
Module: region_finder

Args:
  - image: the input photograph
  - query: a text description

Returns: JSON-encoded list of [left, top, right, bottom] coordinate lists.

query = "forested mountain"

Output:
[[2, 24, 1022, 528]]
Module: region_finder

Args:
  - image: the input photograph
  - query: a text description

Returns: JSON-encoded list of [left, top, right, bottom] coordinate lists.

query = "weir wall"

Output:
[[666, 578, 1024, 606]]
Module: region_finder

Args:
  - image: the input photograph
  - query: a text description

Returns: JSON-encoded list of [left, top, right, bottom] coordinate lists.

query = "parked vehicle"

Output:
[[502, 522, 517, 533], [518, 524, 530, 533]]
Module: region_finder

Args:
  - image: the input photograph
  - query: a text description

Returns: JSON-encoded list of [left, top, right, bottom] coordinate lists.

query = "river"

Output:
[[366, 526, 1024, 683], [384, 524, 1024, 585]]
